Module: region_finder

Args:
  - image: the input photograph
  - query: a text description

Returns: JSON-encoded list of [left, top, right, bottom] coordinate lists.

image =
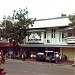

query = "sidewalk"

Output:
[[6, 58, 75, 69], [59, 61, 73, 65], [26, 60, 74, 69]]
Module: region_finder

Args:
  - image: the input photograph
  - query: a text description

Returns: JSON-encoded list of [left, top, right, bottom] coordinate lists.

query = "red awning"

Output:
[[0, 43, 13, 47]]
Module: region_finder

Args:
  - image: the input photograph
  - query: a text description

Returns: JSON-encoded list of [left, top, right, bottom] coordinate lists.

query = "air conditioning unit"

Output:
[[47, 40, 50, 43]]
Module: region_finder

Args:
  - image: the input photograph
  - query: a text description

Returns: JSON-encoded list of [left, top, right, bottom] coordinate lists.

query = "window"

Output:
[[62, 33, 64, 38], [51, 29, 55, 38], [54, 29, 55, 38], [51, 29, 53, 38], [59, 31, 61, 41], [44, 32, 46, 38]]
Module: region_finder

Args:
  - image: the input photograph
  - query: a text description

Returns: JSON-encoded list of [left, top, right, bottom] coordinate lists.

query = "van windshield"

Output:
[[45, 51, 54, 56]]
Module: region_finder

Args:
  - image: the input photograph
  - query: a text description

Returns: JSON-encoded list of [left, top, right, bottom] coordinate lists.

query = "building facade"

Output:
[[19, 17, 75, 61]]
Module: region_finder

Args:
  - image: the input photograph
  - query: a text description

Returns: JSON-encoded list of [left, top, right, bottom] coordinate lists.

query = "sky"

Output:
[[0, 0, 75, 21]]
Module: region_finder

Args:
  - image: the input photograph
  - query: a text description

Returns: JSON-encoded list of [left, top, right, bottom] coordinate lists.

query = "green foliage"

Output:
[[12, 8, 36, 43], [2, 20, 13, 38], [69, 14, 75, 26], [1, 8, 36, 44], [61, 13, 66, 17]]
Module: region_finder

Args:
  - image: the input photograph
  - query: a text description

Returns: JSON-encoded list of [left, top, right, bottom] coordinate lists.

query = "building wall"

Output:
[[24, 18, 75, 61], [62, 48, 74, 61], [26, 28, 67, 45], [46, 30, 56, 44], [45, 28, 67, 45]]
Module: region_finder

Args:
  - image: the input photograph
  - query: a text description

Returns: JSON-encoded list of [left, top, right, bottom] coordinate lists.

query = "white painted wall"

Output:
[[26, 28, 67, 45], [44, 28, 67, 45]]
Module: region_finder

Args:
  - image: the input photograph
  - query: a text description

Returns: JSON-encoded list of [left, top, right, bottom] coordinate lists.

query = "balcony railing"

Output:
[[66, 36, 75, 44]]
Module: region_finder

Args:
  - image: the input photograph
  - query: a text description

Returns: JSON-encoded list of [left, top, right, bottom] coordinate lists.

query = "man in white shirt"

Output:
[[55, 53, 59, 64]]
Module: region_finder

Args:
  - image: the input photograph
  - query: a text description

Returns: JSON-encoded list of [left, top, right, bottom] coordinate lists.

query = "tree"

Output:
[[61, 13, 66, 17], [2, 18, 13, 38], [11, 8, 36, 43], [69, 14, 75, 26]]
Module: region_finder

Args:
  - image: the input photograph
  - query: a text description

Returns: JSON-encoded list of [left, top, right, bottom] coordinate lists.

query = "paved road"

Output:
[[1, 59, 75, 75]]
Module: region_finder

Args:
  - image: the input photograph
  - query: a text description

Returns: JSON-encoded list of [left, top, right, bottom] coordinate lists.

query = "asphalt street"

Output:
[[1, 59, 75, 75]]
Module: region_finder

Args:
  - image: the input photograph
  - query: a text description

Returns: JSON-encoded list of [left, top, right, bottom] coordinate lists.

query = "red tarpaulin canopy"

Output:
[[0, 43, 13, 47]]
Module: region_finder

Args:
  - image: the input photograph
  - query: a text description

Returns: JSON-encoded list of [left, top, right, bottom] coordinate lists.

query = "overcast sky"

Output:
[[0, 0, 75, 21]]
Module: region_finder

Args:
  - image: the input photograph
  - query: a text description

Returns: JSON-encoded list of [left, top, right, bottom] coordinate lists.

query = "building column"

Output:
[[72, 49, 75, 67], [60, 48, 62, 57], [74, 50, 75, 64]]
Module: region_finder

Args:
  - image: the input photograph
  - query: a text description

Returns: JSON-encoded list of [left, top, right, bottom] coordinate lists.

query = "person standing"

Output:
[[0, 55, 2, 68], [22, 53, 26, 61], [55, 53, 59, 64], [49, 54, 52, 63], [24, 53, 26, 61], [22, 54, 24, 61]]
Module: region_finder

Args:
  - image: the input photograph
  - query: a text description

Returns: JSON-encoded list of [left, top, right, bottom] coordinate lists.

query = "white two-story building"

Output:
[[19, 16, 75, 61]]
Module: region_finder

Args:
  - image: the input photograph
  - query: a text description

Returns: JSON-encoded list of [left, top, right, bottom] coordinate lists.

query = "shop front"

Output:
[[0, 42, 19, 57], [62, 47, 75, 61], [19, 44, 61, 59]]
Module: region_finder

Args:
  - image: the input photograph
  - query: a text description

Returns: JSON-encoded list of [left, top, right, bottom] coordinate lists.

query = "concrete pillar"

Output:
[[60, 48, 62, 57], [74, 49, 75, 64], [18, 51, 19, 56], [72, 49, 75, 67]]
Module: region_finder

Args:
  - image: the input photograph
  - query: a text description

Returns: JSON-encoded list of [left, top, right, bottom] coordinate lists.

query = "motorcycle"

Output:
[[0, 68, 7, 75]]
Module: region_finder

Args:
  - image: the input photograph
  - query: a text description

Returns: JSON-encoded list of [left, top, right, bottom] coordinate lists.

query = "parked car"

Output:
[[45, 51, 55, 62], [36, 52, 45, 62]]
